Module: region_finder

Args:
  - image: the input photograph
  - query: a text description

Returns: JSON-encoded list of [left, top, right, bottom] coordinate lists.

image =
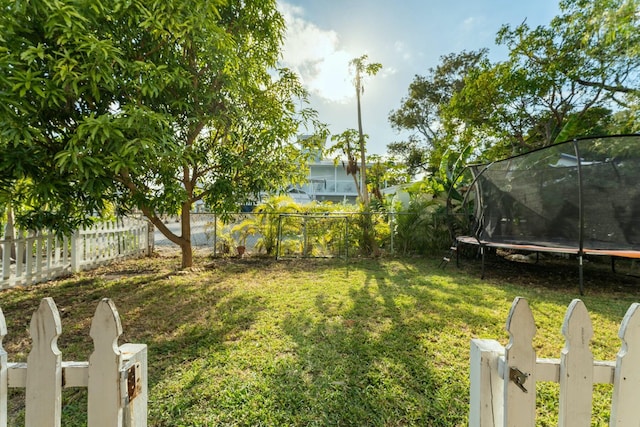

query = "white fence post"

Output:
[[35, 231, 43, 283], [88, 299, 124, 427], [470, 339, 504, 427], [25, 231, 34, 285], [610, 303, 640, 426], [71, 229, 82, 273], [121, 343, 148, 427], [0, 306, 7, 427], [503, 297, 536, 427], [15, 230, 25, 282], [1, 224, 10, 282], [559, 299, 593, 425], [25, 298, 62, 427]]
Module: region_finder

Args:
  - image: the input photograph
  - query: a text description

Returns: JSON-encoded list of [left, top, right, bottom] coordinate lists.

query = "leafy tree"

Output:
[[0, 0, 324, 267], [391, 0, 639, 170], [546, 0, 640, 102], [231, 195, 301, 256], [444, 57, 563, 158], [337, 55, 382, 256], [350, 55, 382, 205], [451, 0, 640, 156], [367, 154, 407, 204], [328, 129, 364, 201], [388, 50, 487, 175]]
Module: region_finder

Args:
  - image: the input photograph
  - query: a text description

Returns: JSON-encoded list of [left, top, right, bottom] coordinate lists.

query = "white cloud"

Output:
[[278, 2, 355, 104], [463, 16, 477, 27], [394, 41, 412, 61]]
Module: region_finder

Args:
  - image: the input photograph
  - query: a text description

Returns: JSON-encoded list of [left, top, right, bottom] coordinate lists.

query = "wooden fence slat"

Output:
[[1, 225, 10, 281], [25, 231, 34, 286], [15, 231, 25, 281], [559, 299, 593, 426], [88, 299, 124, 427], [35, 231, 43, 282], [504, 297, 536, 427], [0, 306, 7, 427], [25, 298, 62, 427], [121, 343, 148, 427], [46, 232, 53, 280], [470, 339, 504, 427], [610, 302, 640, 427]]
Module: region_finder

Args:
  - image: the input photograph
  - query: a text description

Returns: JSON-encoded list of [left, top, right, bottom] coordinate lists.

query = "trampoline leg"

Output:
[[611, 257, 616, 274], [481, 246, 485, 280], [578, 254, 584, 296]]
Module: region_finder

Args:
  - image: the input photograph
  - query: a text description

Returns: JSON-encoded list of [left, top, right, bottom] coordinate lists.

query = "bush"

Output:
[[394, 195, 450, 256]]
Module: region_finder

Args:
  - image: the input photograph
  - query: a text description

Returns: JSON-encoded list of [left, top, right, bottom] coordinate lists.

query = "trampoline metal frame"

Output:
[[451, 135, 640, 295]]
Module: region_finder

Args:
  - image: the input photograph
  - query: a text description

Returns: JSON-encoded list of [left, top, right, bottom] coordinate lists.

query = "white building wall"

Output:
[[299, 159, 359, 203]]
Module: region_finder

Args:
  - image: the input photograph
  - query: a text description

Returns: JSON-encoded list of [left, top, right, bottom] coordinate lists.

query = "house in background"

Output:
[[290, 135, 361, 204], [296, 157, 360, 204]]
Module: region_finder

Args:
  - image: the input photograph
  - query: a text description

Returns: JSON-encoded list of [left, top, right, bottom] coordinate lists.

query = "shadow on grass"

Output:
[[268, 258, 510, 426], [456, 250, 640, 321], [1, 252, 639, 426], [0, 254, 264, 426]]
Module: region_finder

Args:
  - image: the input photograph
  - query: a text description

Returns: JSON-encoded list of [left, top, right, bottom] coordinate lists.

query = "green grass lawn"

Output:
[[2, 250, 640, 426]]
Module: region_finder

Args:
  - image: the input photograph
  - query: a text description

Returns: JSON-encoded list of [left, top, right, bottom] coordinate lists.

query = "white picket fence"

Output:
[[0, 297, 147, 426], [470, 297, 640, 426], [1, 218, 152, 289]]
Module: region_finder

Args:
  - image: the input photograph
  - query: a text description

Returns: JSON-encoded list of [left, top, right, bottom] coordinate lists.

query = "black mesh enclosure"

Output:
[[463, 135, 640, 254]]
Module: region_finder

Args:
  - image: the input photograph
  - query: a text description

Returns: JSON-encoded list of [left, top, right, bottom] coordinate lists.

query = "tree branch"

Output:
[[117, 170, 184, 246]]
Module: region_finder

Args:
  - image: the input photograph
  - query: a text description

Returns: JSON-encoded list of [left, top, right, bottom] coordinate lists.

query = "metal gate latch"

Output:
[[509, 367, 529, 393]]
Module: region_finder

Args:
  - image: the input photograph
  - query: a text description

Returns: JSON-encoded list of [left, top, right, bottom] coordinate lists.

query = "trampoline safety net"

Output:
[[462, 135, 640, 254]]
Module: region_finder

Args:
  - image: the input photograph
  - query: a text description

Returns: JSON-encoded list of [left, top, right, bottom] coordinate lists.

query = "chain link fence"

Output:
[[153, 210, 451, 258]]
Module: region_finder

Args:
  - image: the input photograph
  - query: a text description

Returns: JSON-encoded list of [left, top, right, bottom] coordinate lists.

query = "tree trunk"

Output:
[[355, 73, 369, 206], [180, 207, 193, 268], [119, 170, 194, 267], [354, 68, 377, 255], [180, 240, 193, 268], [138, 205, 193, 268]]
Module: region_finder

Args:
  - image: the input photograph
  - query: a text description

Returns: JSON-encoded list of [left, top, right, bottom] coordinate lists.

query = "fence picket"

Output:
[[469, 339, 504, 427], [610, 303, 640, 426], [25, 297, 62, 427], [504, 297, 536, 427], [559, 299, 593, 426], [0, 306, 7, 427], [0, 240, 8, 282], [89, 299, 124, 427], [35, 231, 43, 282], [15, 231, 24, 281], [25, 231, 34, 286]]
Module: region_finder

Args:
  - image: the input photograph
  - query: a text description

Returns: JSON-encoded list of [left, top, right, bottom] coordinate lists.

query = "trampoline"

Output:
[[452, 134, 640, 294]]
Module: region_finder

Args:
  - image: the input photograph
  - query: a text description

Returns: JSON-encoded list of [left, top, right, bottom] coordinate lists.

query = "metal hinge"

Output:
[[509, 367, 529, 393], [126, 362, 142, 401]]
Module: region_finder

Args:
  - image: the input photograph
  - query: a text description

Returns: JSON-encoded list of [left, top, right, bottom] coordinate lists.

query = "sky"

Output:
[[277, 0, 561, 155]]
